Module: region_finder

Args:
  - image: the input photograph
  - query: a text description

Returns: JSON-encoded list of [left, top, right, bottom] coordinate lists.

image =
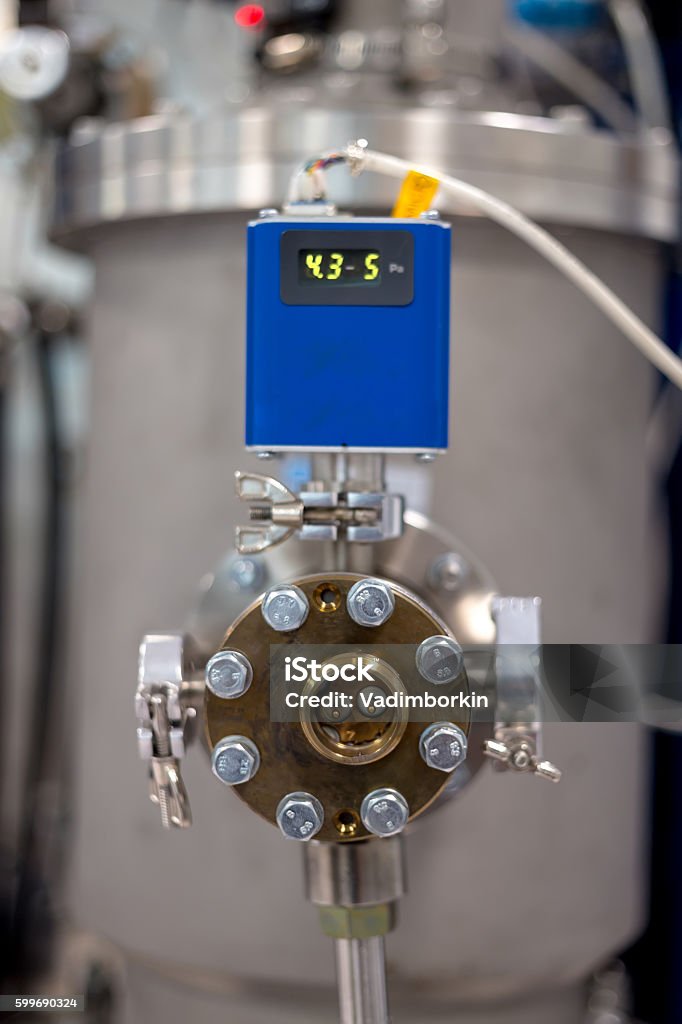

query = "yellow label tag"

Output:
[[391, 170, 440, 219]]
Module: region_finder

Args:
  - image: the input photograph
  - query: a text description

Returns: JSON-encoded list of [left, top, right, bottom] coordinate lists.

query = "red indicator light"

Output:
[[234, 4, 266, 29]]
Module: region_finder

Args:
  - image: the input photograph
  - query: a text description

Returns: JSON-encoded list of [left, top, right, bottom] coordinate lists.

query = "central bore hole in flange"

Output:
[[301, 654, 408, 765]]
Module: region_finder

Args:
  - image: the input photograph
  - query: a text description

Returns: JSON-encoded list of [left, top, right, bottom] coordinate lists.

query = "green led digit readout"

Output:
[[299, 249, 381, 286]]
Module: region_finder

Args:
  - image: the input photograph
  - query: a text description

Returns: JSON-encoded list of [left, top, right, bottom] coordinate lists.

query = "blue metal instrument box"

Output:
[[245, 216, 451, 451]]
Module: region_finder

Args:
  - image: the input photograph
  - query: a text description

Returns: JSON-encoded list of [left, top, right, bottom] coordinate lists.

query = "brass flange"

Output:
[[204, 573, 472, 843]]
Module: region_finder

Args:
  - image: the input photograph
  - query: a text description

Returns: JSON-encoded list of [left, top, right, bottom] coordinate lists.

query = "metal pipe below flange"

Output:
[[335, 935, 390, 1024], [304, 838, 406, 909], [304, 840, 404, 1024]]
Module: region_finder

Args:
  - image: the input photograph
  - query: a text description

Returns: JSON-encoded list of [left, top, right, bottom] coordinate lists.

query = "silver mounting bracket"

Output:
[[135, 633, 200, 828], [235, 470, 404, 555], [483, 596, 562, 783]]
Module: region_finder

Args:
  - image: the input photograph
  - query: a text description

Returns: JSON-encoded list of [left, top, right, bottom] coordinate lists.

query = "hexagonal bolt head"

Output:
[[360, 788, 409, 838], [262, 585, 309, 632], [276, 791, 324, 841], [415, 635, 464, 685], [205, 650, 253, 699], [211, 735, 261, 785], [419, 722, 468, 773], [346, 578, 395, 628]]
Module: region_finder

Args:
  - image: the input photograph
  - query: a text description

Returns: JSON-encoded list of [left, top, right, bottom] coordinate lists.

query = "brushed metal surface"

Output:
[[67, 211, 654, 1019], [54, 106, 678, 241]]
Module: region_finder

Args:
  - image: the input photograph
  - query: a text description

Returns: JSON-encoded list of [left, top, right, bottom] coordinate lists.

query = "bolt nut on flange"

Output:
[[360, 788, 409, 838], [416, 635, 464, 684], [262, 584, 309, 632], [419, 722, 468, 773], [205, 650, 253, 698], [276, 791, 324, 841], [211, 735, 260, 785], [346, 578, 395, 628]]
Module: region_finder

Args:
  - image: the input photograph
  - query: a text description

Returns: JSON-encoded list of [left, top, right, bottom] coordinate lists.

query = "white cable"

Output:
[[332, 147, 682, 392]]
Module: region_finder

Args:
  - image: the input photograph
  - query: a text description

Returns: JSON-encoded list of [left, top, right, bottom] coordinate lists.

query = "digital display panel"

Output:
[[280, 229, 414, 306], [299, 249, 381, 286]]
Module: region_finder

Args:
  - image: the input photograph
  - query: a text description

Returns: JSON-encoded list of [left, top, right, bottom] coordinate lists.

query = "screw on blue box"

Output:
[[245, 216, 451, 453]]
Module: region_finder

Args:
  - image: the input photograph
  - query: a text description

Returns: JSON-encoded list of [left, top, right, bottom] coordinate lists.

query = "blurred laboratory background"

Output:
[[0, 1, 681, 1023]]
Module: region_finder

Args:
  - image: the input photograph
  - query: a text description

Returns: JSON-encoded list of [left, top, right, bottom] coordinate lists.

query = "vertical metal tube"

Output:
[[304, 840, 405, 1024], [334, 935, 390, 1024]]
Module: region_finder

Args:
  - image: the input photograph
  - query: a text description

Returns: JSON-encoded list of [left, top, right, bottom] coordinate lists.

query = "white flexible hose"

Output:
[[355, 149, 682, 391]]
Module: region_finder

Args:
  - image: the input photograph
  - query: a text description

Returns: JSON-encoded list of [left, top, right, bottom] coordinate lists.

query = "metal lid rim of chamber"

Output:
[[52, 106, 679, 241]]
